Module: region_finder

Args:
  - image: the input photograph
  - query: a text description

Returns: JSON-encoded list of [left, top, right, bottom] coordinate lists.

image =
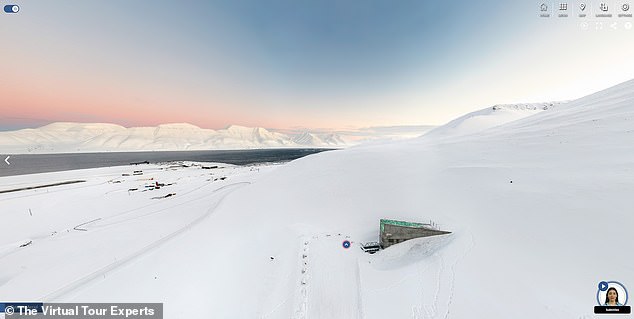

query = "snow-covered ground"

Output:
[[0, 162, 283, 302], [2, 80, 634, 318]]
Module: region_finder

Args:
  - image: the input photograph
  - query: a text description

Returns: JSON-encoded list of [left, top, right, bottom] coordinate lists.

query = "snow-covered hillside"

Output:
[[424, 102, 564, 138], [1, 80, 633, 318], [0, 123, 348, 153]]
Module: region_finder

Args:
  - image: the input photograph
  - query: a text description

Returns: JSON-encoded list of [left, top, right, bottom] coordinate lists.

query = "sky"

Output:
[[1, 0, 634, 131]]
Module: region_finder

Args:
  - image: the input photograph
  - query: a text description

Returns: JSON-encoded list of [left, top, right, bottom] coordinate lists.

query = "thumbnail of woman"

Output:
[[604, 287, 623, 306]]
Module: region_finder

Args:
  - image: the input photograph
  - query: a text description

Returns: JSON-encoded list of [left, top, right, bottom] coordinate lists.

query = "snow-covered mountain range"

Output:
[[0, 101, 568, 154], [0, 123, 350, 153]]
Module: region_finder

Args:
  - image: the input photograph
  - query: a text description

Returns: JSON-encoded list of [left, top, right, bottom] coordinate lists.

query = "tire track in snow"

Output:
[[408, 232, 470, 319], [41, 182, 250, 301], [355, 256, 365, 319], [442, 231, 475, 319], [84, 178, 232, 228]]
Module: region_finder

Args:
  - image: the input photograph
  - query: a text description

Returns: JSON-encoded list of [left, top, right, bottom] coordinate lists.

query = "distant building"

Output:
[[379, 219, 451, 249]]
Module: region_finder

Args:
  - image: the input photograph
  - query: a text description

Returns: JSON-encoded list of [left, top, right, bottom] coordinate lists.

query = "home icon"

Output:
[[540, 3, 548, 11]]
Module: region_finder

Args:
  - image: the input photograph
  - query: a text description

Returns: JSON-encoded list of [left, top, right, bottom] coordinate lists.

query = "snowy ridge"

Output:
[[488, 79, 634, 135], [424, 102, 564, 139]]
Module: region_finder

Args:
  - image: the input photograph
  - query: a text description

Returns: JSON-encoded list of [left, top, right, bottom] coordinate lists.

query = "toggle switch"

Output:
[[4, 5, 20, 13]]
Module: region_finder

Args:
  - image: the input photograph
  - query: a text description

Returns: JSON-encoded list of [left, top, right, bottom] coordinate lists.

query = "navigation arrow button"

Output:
[[4, 156, 9, 165], [599, 281, 609, 291]]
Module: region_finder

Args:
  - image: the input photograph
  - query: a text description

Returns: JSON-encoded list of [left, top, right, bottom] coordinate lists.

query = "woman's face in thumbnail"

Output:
[[608, 289, 617, 302]]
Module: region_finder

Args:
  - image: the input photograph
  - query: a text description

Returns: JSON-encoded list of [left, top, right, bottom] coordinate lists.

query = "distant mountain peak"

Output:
[[39, 122, 127, 132], [156, 123, 202, 130]]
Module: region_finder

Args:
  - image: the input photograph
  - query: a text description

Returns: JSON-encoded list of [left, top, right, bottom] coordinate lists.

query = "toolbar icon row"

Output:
[[540, 2, 632, 17]]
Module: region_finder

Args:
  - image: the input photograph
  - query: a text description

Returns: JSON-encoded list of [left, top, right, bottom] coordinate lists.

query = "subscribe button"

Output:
[[4, 5, 20, 13]]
